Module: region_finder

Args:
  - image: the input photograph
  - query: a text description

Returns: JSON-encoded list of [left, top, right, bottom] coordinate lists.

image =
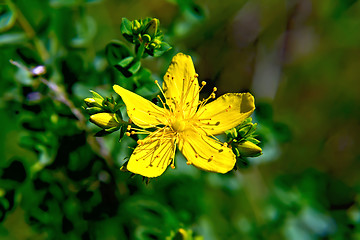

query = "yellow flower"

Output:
[[113, 53, 255, 178]]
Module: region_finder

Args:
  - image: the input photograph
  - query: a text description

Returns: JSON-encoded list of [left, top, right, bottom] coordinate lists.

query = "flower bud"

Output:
[[90, 113, 120, 129], [144, 18, 158, 38], [142, 34, 151, 43], [84, 98, 102, 108], [132, 20, 141, 33], [86, 107, 104, 115], [236, 141, 262, 157]]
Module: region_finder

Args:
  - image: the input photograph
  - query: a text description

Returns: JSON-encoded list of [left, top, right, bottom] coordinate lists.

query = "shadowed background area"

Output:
[[0, 0, 360, 239]]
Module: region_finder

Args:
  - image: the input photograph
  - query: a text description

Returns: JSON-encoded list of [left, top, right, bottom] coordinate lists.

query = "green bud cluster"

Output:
[[120, 17, 172, 57], [225, 117, 262, 164], [84, 90, 127, 139]]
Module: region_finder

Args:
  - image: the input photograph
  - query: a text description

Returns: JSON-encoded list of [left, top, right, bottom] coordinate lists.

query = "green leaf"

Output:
[[0, 32, 27, 46], [90, 90, 104, 101], [0, 3, 17, 32], [106, 40, 137, 77], [120, 17, 133, 42], [153, 42, 172, 57], [118, 56, 134, 68], [128, 60, 141, 74], [70, 15, 97, 48], [118, 124, 127, 142]]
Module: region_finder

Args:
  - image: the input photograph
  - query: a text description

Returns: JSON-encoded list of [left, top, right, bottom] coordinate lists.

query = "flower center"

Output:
[[171, 119, 187, 132]]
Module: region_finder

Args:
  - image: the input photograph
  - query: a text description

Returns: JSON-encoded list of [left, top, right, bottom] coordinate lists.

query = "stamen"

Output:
[[157, 95, 167, 109], [126, 132, 131, 137], [155, 80, 175, 113]]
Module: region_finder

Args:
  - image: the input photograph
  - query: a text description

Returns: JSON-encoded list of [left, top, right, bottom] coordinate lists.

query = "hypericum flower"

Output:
[[113, 53, 255, 178]]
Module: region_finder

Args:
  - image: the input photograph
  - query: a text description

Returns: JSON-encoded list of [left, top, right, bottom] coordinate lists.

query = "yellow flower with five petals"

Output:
[[113, 53, 255, 178]]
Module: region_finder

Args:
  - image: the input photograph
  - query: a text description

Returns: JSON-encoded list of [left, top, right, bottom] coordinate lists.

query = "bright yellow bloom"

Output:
[[113, 53, 255, 178]]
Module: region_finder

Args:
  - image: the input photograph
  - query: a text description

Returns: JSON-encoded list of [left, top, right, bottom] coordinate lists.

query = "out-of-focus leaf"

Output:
[[49, 0, 81, 7], [0, 3, 17, 32], [0, 32, 27, 46], [70, 15, 97, 48]]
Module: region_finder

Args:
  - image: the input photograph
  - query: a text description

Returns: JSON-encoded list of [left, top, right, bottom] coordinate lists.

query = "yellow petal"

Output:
[[177, 130, 236, 173], [196, 93, 255, 136], [163, 53, 199, 116], [127, 129, 176, 178], [113, 85, 169, 128]]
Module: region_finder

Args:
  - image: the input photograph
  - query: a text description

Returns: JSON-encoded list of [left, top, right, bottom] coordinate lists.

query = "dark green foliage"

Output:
[[1, 0, 360, 239]]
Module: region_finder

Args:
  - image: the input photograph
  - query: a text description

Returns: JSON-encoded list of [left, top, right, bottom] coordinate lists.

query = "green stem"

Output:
[[135, 41, 146, 61]]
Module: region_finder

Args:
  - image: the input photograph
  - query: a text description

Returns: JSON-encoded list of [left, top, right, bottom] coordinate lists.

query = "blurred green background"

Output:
[[1, 0, 360, 239]]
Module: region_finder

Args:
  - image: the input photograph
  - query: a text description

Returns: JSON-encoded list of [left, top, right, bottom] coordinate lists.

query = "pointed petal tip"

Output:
[[113, 84, 121, 94]]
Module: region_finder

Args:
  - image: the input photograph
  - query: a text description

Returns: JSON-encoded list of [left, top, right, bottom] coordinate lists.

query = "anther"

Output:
[[131, 131, 135, 135], [213, 87, 217, 92], [195, 73, 199, 78], [126, 132, 131, 137], [155, 80, 158, 84], [186, 161, 192, 165], [127, 125, 131, 131], [201, 81, 206, 86], [137, 140, 143, 145], [223, 142, 228, 147], [171, 164, 175, 169]]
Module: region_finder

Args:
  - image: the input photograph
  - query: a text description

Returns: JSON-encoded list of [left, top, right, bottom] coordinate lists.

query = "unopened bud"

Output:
[[84, 98, 102, 108], [90, 113, 120, 129], [132, 20, 141, 32], [236, 141, 262, 157], [144, 18, 159, 38], [142, 34, 151, 43]]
